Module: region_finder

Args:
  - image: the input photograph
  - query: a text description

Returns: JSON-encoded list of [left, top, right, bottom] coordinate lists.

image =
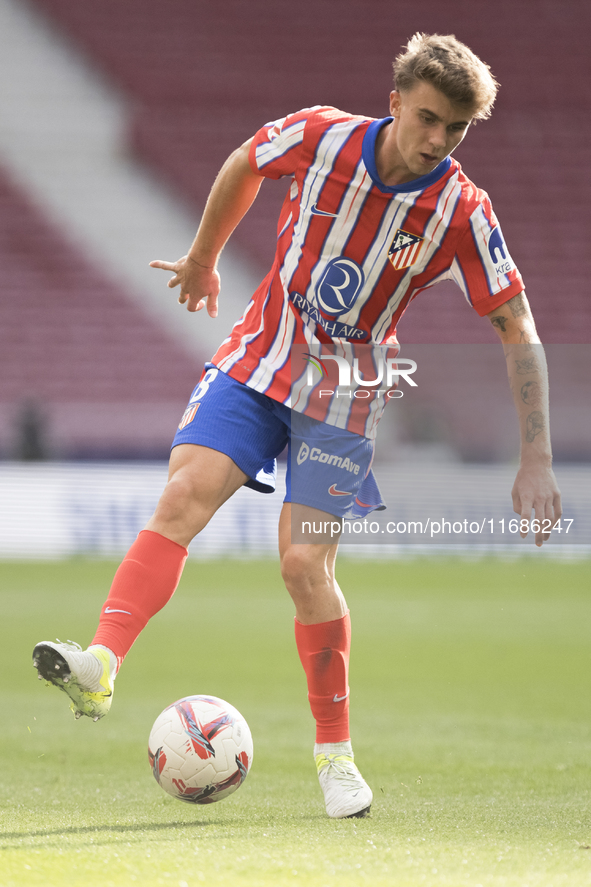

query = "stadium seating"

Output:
[[0, 165, 201, 458], [2, 0, 588, 461]]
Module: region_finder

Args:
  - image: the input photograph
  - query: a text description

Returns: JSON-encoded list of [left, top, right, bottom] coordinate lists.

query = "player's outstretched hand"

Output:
[[511, 462, 562, 547], [149, 255, 220, 316]]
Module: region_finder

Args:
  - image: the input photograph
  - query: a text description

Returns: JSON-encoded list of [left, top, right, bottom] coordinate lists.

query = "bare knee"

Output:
[[153, 473, 201, 526], [280, 545, 327, 597], [146, 445, 248, 547], [147, 470, 229, 547], [280, 543, 347, 625], [147, 474, 212, 545]]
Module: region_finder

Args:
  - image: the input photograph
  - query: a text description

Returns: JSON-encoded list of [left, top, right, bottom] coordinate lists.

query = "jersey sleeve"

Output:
[[248, 107, 326, 180], [450, 197, 524, 316]]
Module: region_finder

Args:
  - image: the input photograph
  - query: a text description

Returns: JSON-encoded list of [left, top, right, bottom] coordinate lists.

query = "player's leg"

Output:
[[143, 442, 250, 547], [91, 442, 249, 655], [278, 503, 372, 818], [279, 504, 350, 743], [33, 368, 288, 720], [33, 443, 249, 719]]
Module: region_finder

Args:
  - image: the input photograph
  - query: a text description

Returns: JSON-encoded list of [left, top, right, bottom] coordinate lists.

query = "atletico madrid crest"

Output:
[[178, 403, 200, 430], [388, 229, 424, 270]]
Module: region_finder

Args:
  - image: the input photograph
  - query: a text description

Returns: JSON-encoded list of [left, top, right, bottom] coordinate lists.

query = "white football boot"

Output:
[[315, 740, 373, 818], [33, 640, 117, 721]]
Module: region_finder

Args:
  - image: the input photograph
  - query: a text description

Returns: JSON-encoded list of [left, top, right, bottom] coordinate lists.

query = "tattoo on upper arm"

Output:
[[518, 329, 533, 346], [507, 293, 527, 318], [520, 380, 541, 406], [516, 356, 538, 374], [526, 410, 544, 442], [490, 314, 508, 333]]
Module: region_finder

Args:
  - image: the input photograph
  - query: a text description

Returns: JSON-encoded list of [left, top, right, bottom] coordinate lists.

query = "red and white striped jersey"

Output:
[[211, 106, 524, 437]]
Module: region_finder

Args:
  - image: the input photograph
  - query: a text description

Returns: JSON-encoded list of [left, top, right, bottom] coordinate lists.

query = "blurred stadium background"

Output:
[[0, 0, 589, 558]]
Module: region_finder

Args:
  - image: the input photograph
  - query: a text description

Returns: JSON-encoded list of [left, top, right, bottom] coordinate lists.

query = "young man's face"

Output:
[[389, 81, 473, 178]]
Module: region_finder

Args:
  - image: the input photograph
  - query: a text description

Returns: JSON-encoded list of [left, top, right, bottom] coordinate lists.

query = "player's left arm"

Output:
[[486, 291, 562, 545]]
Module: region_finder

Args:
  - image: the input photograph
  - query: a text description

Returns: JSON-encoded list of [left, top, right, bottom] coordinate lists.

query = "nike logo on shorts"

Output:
[[310, 203, 339, 217], [105, 606, 132, 615], [328, 484, 351, 497]]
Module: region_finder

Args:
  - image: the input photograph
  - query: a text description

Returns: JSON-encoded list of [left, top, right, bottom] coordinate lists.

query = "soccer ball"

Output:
[[148, 695, 253, 804]]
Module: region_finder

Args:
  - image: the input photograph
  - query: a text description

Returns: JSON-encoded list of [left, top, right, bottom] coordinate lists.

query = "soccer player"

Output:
[[33, 34, 561, 819]]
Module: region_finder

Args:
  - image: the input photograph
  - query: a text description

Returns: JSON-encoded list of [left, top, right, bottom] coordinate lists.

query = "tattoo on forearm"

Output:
[[525, 410, 544, 442], [516, 356, 538, 374], [520, 380, 542, 407], [490, 314, 508, 333], [507, 293, 527, 318], [518, 329, 533, 346]]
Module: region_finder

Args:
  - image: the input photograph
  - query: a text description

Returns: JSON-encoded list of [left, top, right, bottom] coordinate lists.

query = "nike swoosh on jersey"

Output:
[[105, 606, 132, 615], [310, 203, 339, 217], [328, 484, 351, 496]]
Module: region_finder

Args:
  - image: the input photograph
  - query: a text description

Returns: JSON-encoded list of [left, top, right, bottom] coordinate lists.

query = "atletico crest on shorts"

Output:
[[178, 403, 200, 430], [388, 229, 424, 270]]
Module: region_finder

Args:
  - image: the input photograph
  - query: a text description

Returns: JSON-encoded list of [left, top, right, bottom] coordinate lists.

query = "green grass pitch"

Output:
[[1, 556, 590, 887]]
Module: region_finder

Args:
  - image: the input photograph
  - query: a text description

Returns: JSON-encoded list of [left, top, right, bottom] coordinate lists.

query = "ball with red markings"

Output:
[[148, 695, 253, 804]]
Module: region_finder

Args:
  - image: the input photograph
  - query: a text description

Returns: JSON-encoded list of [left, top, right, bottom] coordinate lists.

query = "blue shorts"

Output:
[[172, 366, 385, 519]]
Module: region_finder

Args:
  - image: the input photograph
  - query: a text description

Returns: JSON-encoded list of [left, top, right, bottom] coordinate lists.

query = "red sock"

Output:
[[294, 612, 351, 743], [91, 530, 188, 668]]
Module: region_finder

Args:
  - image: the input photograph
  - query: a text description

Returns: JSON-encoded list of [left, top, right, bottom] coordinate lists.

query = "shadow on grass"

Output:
[[0, 810, 332, 850], [0, 817, 219, 848]]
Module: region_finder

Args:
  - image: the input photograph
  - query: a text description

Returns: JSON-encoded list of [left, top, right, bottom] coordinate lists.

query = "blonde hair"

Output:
[[393, 33, 499, 121]]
